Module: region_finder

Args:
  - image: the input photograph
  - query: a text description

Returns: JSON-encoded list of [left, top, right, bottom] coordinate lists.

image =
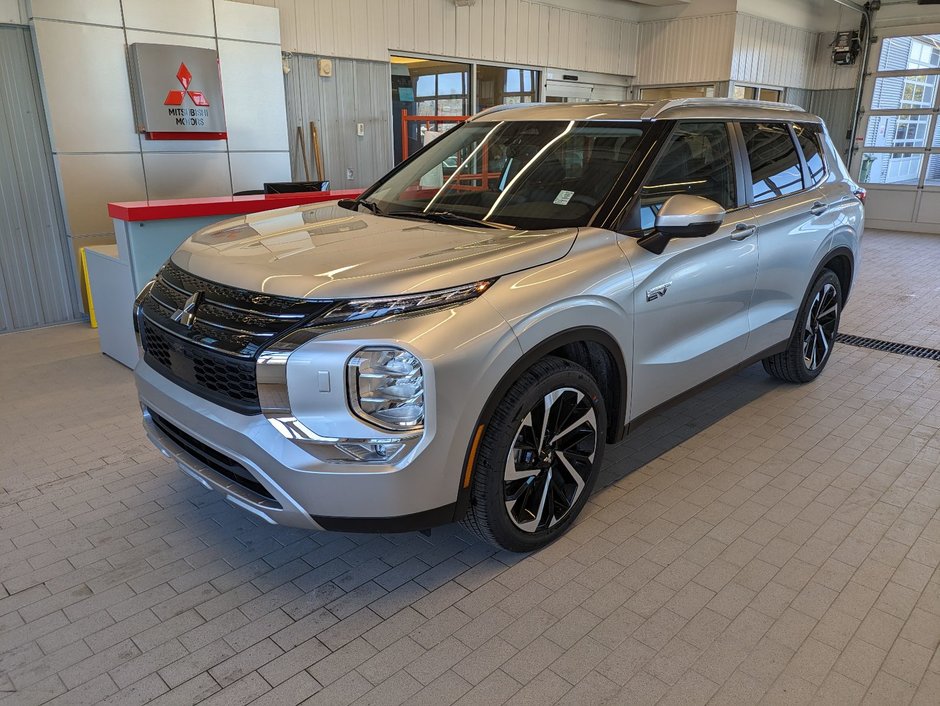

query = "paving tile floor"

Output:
[[0, 228, 939, 705]]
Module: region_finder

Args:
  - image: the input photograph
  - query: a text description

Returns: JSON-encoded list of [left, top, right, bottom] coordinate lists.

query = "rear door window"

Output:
[[741, 122, 805, 203]]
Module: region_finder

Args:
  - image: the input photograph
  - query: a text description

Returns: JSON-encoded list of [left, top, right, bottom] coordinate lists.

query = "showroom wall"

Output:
[[242, 0, 640, 76], [26, 0, 291, 302], [284, 55, 392, 188]]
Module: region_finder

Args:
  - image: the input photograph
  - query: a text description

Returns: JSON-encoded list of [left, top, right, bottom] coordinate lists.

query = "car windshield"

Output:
[[360, 120, 649, 230]]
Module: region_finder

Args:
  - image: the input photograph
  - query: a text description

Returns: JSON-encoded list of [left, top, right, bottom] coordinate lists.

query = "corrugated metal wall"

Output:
[[0, 26, 78, 332], [284, 55, 393, 189], [731, 13, 816, 88], [259, 0, 638, 76], [783, 86, 853, 159], [635, 13, 737, 85], [807, 89, 855, 160]]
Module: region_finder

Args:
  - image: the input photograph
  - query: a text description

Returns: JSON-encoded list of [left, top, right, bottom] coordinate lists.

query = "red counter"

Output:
[[107, 189, 363, 221]]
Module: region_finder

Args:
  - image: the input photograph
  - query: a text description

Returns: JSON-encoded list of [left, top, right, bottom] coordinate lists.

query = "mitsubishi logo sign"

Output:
[[164, 63, 210, 107], [129, 43, 226, 140]]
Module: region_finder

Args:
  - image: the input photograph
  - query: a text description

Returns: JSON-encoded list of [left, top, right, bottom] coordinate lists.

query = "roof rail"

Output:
[[641, 97, 806, 120]]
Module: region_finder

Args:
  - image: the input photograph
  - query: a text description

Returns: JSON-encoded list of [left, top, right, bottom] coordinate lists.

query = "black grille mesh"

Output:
[[139, 261, 334, 414], [836, 333, 940, 362], [149, 410, 279, 505]]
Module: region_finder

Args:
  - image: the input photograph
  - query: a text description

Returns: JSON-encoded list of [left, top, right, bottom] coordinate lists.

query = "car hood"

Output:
[[170, 203, 577, 299]]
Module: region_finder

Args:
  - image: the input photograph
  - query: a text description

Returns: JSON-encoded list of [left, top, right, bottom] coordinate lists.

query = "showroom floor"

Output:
[[1, 229, 939, 706]]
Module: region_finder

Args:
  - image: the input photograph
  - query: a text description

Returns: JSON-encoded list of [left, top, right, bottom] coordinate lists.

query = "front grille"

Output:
[[149, 410, 280, 505], [139, 260, 334, 413]]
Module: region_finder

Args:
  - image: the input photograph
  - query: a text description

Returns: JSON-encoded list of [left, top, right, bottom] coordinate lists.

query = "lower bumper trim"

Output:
[[312, 503, 457, 534]]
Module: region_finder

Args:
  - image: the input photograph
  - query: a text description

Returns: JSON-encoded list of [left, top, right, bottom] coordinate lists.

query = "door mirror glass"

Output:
[[654, 194, 726, 237]]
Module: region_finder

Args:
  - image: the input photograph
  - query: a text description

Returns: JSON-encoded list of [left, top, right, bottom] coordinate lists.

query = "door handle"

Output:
[[810, 201, 828, 216], [730, 224, 756, 241]]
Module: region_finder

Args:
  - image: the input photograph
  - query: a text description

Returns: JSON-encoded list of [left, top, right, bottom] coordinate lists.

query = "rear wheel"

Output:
[[762, 268, 842, 383], [461, 356, 607, 552]]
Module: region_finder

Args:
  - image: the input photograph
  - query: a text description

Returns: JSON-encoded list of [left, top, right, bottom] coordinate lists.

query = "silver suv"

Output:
[[134, 98, 864, 551]]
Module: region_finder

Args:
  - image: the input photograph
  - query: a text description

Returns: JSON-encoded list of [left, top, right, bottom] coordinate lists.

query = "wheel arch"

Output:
[[821, 247, 854, 305], [453, 326, 628, 521]]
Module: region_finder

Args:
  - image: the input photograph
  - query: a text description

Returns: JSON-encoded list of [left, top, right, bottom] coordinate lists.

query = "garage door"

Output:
[[0, 25, 77, 332], [855, 32, 940, 232]]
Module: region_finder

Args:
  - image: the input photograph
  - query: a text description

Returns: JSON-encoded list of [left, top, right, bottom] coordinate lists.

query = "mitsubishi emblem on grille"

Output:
[[171, 291, 203, 328]]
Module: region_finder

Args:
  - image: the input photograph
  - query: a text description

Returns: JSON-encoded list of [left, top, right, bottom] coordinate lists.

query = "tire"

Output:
[[461, 356, 607, 552], [762, 268, 842, 383]]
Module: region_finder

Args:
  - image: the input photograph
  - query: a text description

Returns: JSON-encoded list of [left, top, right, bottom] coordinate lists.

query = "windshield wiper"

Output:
[[337, 198, 384, 216], [386, 210, 515, 230]]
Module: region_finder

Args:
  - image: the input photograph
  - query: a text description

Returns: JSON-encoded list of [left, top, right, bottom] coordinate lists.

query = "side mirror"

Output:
[[639, 194, 726, 254]]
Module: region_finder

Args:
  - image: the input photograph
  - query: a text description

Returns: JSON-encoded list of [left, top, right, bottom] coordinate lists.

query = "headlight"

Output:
[[347, 347, 425, 431], [324, 280, 494, 323]]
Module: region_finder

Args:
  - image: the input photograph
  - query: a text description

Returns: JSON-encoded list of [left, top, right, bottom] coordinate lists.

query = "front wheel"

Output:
[[461, 356, 607, 552], [762, 268, 842, 383]]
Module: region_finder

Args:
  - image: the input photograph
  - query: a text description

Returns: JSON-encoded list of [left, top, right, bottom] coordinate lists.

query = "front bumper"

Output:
[[135, 300, 523, 532]]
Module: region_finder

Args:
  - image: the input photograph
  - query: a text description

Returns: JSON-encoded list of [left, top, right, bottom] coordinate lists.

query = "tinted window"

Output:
[[794, 124, 825, 188], [742, 122, 804, 202], [635, 122, 737, 231]]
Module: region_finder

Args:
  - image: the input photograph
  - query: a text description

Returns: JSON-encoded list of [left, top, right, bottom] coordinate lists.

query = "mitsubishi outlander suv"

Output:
[[134, 98, 864, 551]]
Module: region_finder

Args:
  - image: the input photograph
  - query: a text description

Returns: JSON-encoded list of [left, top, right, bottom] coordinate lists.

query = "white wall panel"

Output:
[[32, 20, 139, 153], [142, 152, 232, 199], [56, 153, 146, 237], [731, 13, 816, 89], [229, 151, 290, 192], [218, 39, 290, 151], [215, 0, 280, 43], [636, 12, 735, 84], [121, 0, 216, 37], [274, 0, 298, 52], [29, 0, 122, 26], [0, 0, 25, 24], [123, 30, 217, 50], [271, 0, 638, 76]]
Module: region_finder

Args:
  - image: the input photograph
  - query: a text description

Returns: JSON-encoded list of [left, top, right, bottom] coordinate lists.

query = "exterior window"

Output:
[[741, 123, 804, 202], [866, 114, 931, 148], [640, 85, 717, 100], [859, 152, 923, 184], [877, 35, 940, 71], [794, 124, 825, 188], [734, 85, 782, 102], [634, 122, 737, 231], [391, 56, 541, 164], [476, 66, 539, 112]]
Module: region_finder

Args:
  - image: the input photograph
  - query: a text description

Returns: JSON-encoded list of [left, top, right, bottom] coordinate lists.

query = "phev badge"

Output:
[[646, 282, 671, 302]]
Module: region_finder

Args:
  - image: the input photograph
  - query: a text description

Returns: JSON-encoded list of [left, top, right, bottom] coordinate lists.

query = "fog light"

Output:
[[347, 347, 424, 431], [335, 441, 406, 462]]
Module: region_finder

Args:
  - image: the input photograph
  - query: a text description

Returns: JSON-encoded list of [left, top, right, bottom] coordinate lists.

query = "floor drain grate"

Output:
[[836, 333, 940, 361]]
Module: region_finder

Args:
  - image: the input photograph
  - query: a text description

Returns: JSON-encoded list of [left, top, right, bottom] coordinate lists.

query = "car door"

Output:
[[619, 121, 760, 418], [740, 122, 837, 356]]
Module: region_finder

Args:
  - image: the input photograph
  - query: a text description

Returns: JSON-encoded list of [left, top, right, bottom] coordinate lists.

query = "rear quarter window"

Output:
[[794, 123, 826, 188]]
